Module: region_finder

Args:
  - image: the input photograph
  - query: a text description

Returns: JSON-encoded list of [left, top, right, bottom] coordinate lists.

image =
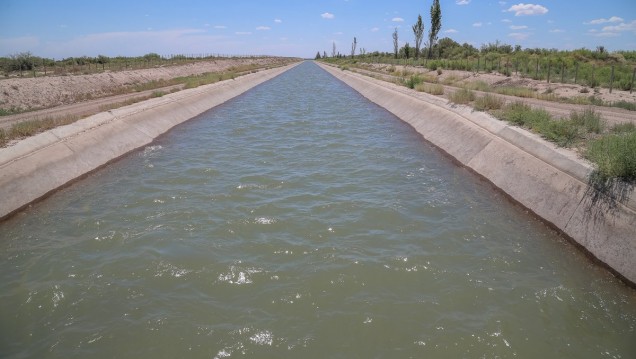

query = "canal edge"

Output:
[[0, 62, 301, 222], [316, 61, 636, 288]]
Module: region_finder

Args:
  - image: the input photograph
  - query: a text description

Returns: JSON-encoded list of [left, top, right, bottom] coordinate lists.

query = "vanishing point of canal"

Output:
[[1, 62, 634, 358]]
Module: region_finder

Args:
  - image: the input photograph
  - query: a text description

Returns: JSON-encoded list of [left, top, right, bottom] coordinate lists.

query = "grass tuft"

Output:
[[449, 88, 475, 104], [474, 94, 504, 111], [415, 83, 445, 95], [569, 108, 603, 134], [586, 131, 636, 181]]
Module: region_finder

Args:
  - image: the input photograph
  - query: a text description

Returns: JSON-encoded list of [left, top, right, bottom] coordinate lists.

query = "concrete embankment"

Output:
[[317, 62, 636, 286], [0, 63, 298, 220]]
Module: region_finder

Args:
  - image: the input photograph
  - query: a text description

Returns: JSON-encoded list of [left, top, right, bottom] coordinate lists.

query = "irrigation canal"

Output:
[[1, 61, 634, 358]]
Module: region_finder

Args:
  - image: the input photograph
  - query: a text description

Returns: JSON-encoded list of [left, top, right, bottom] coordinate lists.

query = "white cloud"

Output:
[[370, 27, 379, 32], [507, 3, 548, 16], [274, 19, 282, 23], [214, 25, 227, 29], [392, 17, 404, 22], [456, 0, 471, 5], [473, 22, 483, 27], [235, 31, 252, 35], [584, 16, 623, 25], [501, 19, 512, 23], [445, 29, 459, 33], [256, 26, 271, 31], [510, 25, 528, 30], [549, 29, 564, 33], [591, 31, 620, 37], [508, 32, 530, 40], [601, 20, 636, 33], [321, 12, 335, 19]]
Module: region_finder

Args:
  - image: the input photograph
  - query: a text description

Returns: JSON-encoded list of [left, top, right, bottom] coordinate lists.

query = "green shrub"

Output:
[[405, 75, 423, 89], [449, 88, 475, 104], [0, 128, 6, 147]]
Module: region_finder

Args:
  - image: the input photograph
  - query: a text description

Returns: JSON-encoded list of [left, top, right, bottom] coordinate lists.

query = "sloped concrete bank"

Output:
[[0, 63, 299, 221], [317, 62, 636, 286]]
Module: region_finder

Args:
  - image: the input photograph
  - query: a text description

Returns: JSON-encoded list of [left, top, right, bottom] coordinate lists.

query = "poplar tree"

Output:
[[392, 28, 399, 59], [427, 0, 442, 59], [412, 15, 424, 59], [351, 37, 357, 58]]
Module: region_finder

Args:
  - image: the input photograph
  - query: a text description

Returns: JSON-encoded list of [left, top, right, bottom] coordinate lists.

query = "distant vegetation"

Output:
[[0, 52, 277, 78]]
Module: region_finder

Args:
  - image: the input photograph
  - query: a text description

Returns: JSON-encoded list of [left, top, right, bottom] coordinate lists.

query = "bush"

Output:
[[0, 128, 6, 147], [449, 88, 475, 104], [405, 75, 422, 89]]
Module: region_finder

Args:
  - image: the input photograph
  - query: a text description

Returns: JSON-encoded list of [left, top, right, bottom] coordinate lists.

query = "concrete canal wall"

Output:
[[317, 62, 636, 286], [0, 63, 298, 221]]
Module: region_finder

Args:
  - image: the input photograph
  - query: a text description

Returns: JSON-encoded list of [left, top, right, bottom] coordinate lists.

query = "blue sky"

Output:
[[1, 0, 634, 59]]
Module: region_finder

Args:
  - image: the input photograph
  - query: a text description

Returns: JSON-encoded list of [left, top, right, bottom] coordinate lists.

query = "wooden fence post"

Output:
[[609, 65, 614, 93], [547, 60, 551, 83], [535, 58, 539, 79], [561, 63, 565, 83], [574, 63, 579, 84], [631, 67, 635, 94]]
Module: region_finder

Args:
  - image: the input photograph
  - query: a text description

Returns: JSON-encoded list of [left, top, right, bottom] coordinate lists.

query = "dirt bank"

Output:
[[0, 57, 297, 112]]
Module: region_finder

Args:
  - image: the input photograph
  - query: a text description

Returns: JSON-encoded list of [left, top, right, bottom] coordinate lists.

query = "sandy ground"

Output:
[[358, 64, 636, 127], [0, 57, 296, 112], [369, 63, 636, 105]]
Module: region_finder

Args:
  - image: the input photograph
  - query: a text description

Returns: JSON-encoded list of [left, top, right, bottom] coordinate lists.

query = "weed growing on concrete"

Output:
[[496, 102, 578, 146], [8, 115, 80, 139], [587, 131, 636, 181]]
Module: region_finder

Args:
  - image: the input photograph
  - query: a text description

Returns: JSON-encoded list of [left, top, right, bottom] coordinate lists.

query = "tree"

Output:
[[315, 51, 322, 59], [392, 28, 399, 59], [323, 51, 327, 58], [332, 42, 336, 57], [351, 37, 357, 58], [412, 14, 424, 59], [427, 0, 442, 59], [403, 43, 411, 59]]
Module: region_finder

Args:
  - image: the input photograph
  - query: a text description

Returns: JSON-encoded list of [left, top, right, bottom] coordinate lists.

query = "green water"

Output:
[[1, 62, 634, 358]]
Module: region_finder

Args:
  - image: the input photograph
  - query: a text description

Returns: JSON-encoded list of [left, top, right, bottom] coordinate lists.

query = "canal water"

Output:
[[1, 61, 634, 358]]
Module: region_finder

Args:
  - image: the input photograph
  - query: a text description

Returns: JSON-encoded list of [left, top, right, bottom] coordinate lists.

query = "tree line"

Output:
[[316, 0, 634, 67]]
